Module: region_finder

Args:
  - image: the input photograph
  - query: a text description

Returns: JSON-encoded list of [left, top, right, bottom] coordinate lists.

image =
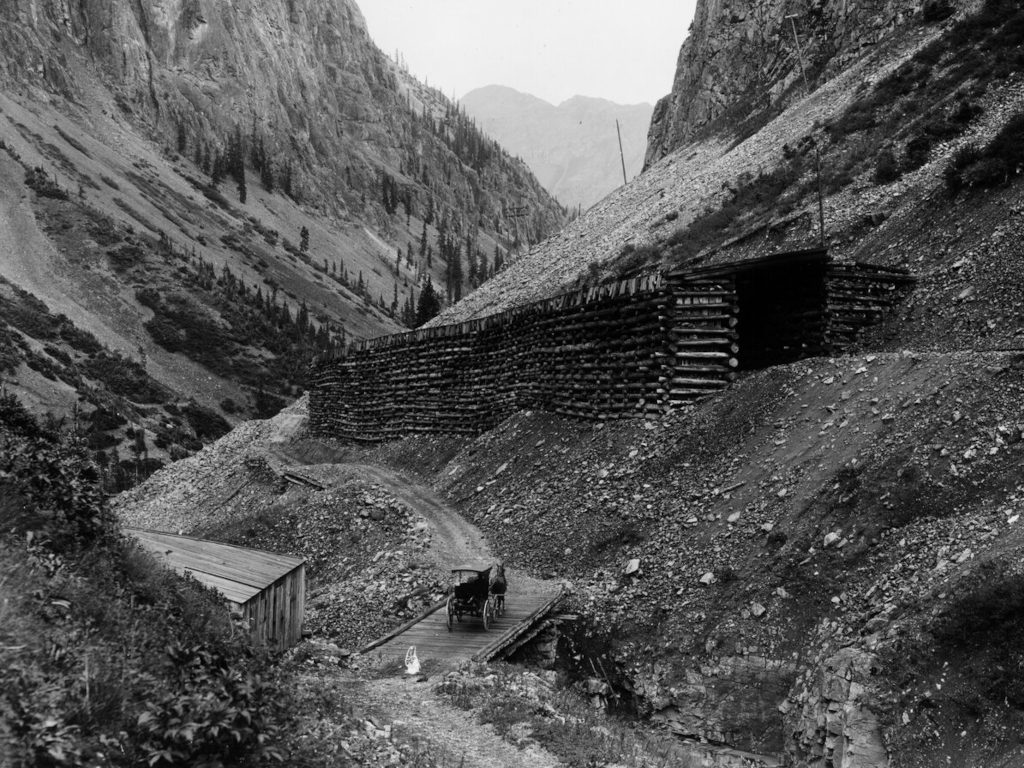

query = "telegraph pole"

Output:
[[616, 119, 628, 186], [507, 204, 528, 254], [786, 15, 826, 248]]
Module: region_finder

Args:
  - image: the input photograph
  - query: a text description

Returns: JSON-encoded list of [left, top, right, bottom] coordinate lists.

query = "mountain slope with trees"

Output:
[[0, 0, 564, 477]]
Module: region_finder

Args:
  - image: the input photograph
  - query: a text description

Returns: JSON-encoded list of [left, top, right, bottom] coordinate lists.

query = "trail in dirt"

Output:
[[271, 435, 551, 599], [268, 420, 493, 571], [354, 676, 562, 768], [268, 421, 564, 767]]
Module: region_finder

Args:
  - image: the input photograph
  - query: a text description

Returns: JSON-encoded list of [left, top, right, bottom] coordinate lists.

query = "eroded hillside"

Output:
[[368, 349, 1024, 767]]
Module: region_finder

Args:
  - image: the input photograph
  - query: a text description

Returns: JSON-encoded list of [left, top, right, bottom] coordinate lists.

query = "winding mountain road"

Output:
[[268, 423, 562, 665]]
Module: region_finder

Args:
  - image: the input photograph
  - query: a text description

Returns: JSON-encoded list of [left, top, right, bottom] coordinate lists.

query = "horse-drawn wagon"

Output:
[[446, 564, 496, 631]]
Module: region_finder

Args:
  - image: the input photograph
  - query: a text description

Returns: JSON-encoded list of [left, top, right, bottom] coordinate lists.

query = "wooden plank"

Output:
[[128, 529, 305, 589], [364, 581, 562, 663]]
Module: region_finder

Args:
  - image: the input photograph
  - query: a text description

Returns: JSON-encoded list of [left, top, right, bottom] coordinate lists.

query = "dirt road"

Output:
[[265, 411, 565, 767]]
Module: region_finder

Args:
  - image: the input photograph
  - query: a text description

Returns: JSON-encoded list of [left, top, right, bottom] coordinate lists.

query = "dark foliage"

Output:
[[81, 351, 170, 404], [181, 400, 231, 441], [24, 166, 69, 199], [0, 394, 283, 766], [944, 108, 1024, 192], [904, 135, 933, 172], [922, 0, 954, 22], [414, 278, 442, 326], [874, 148, 901, 184], [931, 563, 1024, 707]]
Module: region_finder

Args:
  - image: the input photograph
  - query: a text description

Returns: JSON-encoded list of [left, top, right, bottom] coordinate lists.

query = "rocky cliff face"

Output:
[[645, 0, 934, 167], [0, 0, 562, 241]]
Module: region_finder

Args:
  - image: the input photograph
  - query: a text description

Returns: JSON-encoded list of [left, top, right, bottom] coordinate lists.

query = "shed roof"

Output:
[[126, 528, 306, 605]]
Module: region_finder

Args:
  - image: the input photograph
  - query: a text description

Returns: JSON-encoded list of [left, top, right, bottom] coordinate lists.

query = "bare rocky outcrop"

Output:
[[786, 646, 890, 768], [644, 0, 945, 168]]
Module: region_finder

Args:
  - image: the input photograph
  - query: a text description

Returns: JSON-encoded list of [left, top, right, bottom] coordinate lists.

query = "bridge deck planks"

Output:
[[367, 580, 562, 663]]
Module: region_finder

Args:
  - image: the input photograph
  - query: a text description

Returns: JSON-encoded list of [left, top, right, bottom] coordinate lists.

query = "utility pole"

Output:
[[507, 204, 528, 254], [616, 119, 628, 186], [786, 15, 827, 248]]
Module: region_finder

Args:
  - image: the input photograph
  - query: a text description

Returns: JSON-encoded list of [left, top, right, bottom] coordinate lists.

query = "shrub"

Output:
[[943, 143, 982, 192], [136, 643, 280, 766], [58, 321, 103, 355], [24, 166, 68, 199], [201, 183, 232, 210], [81, 351, 170, 404], [922, 0, 954, 22], [944, 109, 1024, 192], [904, 135, 932, 172], [960, 157, 1009, 188], [0, 389, 45, 439], [107, 243, 147, 272], [0, 431, 109, 543], [181, 400, 231, 441], [873, 148, 901, 184], [950, 98, 983, 124], [612, 244, 660, 278]]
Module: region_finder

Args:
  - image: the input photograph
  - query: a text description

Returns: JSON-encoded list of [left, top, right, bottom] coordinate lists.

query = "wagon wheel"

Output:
[[482, 597, 493, 631], [446, 595, 454, 632]]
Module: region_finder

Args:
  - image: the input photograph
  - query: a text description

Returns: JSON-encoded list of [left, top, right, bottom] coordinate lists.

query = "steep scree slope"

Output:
[[430, 1, 1024, 360], [371, 350, 1024, 767]]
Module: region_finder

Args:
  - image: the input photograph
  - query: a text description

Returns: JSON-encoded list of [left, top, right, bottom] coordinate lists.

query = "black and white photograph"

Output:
[[2, 0, 1023, 765]]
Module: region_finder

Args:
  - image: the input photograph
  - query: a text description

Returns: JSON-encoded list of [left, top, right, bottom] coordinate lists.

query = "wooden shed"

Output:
[[126, 528, 306, 650]]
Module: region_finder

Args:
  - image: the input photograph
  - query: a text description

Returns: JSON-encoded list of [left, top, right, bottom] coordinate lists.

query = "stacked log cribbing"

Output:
[[309, 257, 913, 442]]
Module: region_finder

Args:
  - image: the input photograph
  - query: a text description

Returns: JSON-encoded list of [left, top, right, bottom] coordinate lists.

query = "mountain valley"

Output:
[[4, 0, 1024, 767]]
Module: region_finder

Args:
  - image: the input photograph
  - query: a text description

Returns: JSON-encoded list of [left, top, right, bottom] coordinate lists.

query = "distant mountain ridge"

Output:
[[461, 85, 652, 211]]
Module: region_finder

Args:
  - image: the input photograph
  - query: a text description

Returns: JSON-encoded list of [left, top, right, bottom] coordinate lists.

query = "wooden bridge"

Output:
[[361, 580, 564, 664]]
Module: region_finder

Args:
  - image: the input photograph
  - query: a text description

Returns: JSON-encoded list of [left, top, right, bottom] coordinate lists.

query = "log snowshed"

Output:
[[310, 249, 912, 442], [127, 528, 306, 650]]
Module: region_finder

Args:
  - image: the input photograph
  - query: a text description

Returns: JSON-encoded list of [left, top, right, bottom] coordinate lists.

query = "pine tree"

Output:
[[299, 226, 310, 254], [414, 278, 441, 326], [281, 161, 293, 198], [467, 246, 478, 287]]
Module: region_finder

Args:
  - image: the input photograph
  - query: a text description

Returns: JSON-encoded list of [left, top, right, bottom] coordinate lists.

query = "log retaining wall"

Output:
[[309, 257, 912, 442]]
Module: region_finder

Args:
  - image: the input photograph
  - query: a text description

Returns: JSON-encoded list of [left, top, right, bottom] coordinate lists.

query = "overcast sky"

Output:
[[359, 1, 699, 107]]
